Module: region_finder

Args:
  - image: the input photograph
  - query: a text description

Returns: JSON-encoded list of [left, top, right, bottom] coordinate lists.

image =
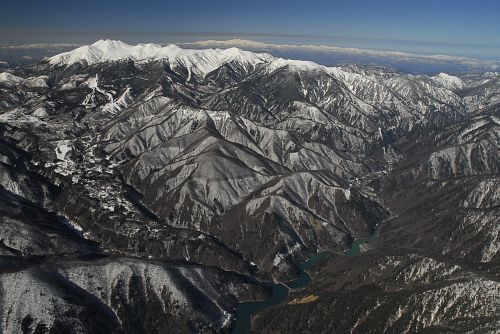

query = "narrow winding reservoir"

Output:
[[232, 238, 370, 333]]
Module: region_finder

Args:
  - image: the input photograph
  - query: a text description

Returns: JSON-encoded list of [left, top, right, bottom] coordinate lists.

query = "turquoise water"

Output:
[[231, 282, 288, 333], [346, 229, 380, 257], [232, 234, 375, 333], [231, 252, 330, 333], [345, 239, 366, 257]]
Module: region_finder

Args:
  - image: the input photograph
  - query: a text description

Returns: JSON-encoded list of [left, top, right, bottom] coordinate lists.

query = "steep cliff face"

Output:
[[0, 41, 498, 332]]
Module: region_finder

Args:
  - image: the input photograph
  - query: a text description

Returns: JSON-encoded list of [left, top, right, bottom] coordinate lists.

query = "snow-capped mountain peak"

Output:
[[432, 72, 464, 90], [1, 35, 499, 334], [48, 39, 275, 71]]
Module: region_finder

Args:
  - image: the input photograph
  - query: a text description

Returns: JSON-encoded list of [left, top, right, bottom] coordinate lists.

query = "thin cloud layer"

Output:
[[187, 39, 500, 71]]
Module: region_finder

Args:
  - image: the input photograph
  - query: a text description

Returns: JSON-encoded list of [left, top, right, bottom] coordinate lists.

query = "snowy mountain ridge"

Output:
[[432, 72, 464, 90], [0, 41, 498, 333], [48, 40, 466, 87], [48, 39, 274, 68]]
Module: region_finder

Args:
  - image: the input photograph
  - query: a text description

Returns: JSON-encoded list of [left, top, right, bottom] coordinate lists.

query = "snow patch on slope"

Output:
[[0, 72, 24, 85], [55, 141, 72, 161], [0, 73, 48, 88]]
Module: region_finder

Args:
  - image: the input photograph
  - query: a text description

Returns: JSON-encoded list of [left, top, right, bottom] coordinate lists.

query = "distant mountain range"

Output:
[[2, 38, 499, 74], [0, 40, 498, 333]]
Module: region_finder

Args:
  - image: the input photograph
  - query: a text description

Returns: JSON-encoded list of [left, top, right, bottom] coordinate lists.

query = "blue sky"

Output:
[[1, 0, 499, 59]]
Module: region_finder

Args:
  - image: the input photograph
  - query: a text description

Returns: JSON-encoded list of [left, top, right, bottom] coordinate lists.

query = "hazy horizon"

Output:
[[1, 0, 499, 60], [1, 37, 499, 76]]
